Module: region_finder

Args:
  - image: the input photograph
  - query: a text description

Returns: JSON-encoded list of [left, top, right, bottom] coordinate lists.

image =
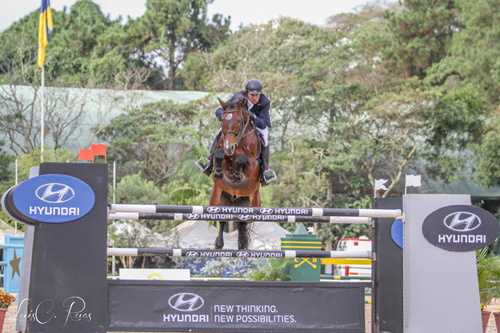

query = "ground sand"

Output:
[[3, 298, 500, 332]]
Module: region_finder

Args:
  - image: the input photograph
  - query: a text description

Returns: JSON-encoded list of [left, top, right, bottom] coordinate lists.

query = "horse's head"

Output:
[[219, 93, 249, 156]]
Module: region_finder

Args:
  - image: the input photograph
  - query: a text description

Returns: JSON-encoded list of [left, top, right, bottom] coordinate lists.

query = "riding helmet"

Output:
[[245, 79, 262, 95]]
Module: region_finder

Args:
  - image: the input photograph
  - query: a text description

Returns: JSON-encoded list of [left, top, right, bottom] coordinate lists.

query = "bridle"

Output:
[[221, 105, 254, 147]]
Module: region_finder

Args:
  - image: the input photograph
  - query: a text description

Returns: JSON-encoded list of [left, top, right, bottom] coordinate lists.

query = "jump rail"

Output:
[[109, 204, 401, 218], [108, 212, 372, 224], [107, 248, 372, 259]]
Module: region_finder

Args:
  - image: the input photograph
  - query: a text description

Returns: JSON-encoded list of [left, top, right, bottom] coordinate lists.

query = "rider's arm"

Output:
[[253, 100, 271, 129]]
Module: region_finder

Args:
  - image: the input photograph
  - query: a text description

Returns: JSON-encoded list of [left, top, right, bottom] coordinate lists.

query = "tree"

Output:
[[98, 97, 213, 185], [445, 0, 500, 105], [384, 0, 458, 79], [471, 115, 500, 188], [0, 141, 13, 183], [0, 84, 109, 154], [124, 0, 230, 90]]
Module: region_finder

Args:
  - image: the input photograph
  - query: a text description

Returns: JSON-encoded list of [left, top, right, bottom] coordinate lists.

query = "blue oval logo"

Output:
[[12, 174, 95, 223]]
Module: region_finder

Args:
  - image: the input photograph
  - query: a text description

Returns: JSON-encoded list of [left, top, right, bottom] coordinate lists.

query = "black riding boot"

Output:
[[260, 145, 277, 186], [195, 134, 220, 176]]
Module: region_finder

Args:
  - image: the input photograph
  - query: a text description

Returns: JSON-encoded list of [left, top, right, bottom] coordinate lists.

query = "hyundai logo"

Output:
[[444, 212, 481, 232], [187, 214, 199, 219], [35, 183, 75, 204], [168, 293, 204, 312], [236, 251, 249, 257], [207, 207, 220, 213], [260, 208, 274, 215], [185, 251, 199, 257], [238, 215, 251, 221]]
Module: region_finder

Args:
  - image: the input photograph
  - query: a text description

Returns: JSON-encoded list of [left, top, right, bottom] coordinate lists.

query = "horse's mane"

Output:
[[226, 92, 246, 108]]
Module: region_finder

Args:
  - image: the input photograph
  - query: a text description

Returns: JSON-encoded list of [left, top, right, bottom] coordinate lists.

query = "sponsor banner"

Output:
[[108, 280, 367, 332], [422, 205, 500, 252], [12, 174, 95, 223], [182, 250, 285, 258], [2, 185, 36, 224], [204, 206, 309, 215]]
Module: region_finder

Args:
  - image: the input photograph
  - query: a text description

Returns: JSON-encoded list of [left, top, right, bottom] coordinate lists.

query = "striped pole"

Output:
[[109, 204, 401, 218], [107, 248, 372, 259], [108, 212, 372, 224]]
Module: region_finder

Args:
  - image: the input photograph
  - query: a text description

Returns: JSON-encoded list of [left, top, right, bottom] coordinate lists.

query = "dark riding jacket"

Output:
[[216, 91, 271, 129]]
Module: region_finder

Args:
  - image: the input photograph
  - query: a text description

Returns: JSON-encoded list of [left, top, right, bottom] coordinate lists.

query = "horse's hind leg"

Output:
[[233, 154, 248, 183], [237, 222, 251, 250], [215, 221, 226, 249]]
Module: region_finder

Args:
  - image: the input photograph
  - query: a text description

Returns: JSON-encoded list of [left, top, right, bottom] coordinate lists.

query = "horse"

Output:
[[210, 93, 262, 250]]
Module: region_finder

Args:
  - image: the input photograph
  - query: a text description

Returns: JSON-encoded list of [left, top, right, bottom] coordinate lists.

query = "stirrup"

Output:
[[261, 169, 277, 186], [195, 157, 212, 176]]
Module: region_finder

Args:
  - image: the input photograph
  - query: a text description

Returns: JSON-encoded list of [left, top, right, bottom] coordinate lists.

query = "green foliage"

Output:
[[476, 248, 500, 306], [0, 141, 16, 231], [0, 141, 14, 183], [450, 0, 500, 105], [471, 115, 500, 188], [99, 98, 210, 186], [124, 0, 230, 90], [113, 172, 169, 205], [112, 173, 175, 233], [16, 148, 76, 182], [423, 89, 486, 182], [384, 0, 458, 79], [108, 220, 156, 268], [248, 259, 292, 281], [0, 0, 230, 90]]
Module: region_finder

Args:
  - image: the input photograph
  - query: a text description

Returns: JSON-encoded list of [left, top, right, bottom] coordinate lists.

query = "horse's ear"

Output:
[[236, 97, 246, 109], [218, 98, 226, 108]]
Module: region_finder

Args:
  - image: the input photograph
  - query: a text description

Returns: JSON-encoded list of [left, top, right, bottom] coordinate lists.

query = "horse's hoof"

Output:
[[215, 238, 224, 249]]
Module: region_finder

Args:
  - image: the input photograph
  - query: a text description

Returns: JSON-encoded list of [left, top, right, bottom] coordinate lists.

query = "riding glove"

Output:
[[247, 110, 256, 120]]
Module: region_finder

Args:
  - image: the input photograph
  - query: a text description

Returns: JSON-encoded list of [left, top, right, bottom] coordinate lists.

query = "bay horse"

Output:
[[210, 93, 262, 250]]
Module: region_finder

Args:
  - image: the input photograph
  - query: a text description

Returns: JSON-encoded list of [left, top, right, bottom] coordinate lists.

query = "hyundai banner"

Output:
[[107, 280, 368, 332], [422, 205, 500, 252], [11, 174, 95, 223]]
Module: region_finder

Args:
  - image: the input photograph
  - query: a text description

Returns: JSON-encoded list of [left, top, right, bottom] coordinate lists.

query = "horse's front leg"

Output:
[[233, 154, 248, 183], [215, 221, 226, 249], [213, 150, 224, 180]]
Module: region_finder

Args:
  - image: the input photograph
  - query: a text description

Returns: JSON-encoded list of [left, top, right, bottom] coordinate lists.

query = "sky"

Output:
[[1, 0, 373, 32]]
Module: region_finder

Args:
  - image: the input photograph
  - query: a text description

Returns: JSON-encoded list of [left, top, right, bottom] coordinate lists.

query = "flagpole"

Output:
[[41, 65, 44, 162]]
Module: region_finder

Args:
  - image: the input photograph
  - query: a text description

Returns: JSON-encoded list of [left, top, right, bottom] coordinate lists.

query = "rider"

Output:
[[196, 79, 277, 186]]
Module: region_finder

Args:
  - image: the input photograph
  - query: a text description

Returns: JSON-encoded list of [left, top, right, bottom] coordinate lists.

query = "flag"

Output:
[[406, 174, 421, 187], [38, 0, 53, 67], [91, 144, 107, 162], [375, 179, 388, 191], [78, 149, 93, 161]]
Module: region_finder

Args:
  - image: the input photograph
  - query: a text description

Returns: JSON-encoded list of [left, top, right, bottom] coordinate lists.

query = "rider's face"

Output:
[[247, 93, 260, 105]]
